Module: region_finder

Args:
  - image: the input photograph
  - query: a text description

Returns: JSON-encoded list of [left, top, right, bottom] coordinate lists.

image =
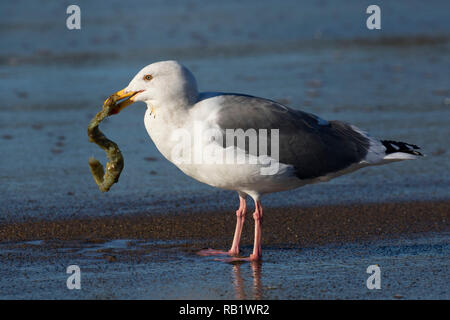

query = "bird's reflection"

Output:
[[231, 261, 263, 299]]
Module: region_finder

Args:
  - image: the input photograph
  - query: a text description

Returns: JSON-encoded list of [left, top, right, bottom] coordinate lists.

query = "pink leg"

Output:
[[217, 199, 263, 262], [197, 194, 247, 257], [249, 200, 263, 261], [229, 195, 247, 255]]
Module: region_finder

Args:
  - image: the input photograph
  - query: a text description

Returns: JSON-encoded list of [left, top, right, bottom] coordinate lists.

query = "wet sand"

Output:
[[1, 0, 449, 300], [1, 200, 448, 247]]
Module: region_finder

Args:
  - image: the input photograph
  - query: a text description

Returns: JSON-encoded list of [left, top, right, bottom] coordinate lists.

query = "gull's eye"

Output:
[[143, 74, 153, 81]]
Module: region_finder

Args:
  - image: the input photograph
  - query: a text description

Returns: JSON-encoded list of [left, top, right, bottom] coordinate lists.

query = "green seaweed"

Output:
[[87, 93, 124, 192]]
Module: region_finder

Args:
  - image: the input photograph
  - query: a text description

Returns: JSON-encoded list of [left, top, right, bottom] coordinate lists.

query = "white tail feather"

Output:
[[383, 152, 421, 160]]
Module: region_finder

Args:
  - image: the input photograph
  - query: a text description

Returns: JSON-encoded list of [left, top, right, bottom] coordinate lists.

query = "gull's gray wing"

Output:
[[212, 93, 370, 180]]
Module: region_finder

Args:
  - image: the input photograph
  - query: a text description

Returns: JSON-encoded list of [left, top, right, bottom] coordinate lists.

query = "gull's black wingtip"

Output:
[[381, 140, 423, 156]]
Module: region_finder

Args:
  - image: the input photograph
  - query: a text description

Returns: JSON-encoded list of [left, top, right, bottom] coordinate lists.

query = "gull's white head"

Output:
[[112, 60, 198, 113]]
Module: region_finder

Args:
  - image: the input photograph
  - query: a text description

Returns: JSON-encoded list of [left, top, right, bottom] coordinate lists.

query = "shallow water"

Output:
[[0, 1, 449, 300], [0, 232, 448, 299]]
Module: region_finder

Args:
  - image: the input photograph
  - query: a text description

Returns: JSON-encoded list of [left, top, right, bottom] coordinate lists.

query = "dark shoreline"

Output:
[[1, 200, 448, 249]]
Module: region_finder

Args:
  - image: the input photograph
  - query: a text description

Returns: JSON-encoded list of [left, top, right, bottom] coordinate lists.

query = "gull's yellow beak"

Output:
[[107, 88, 141, 114]]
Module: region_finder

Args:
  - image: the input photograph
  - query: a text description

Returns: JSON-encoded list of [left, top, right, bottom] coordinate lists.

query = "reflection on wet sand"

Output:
[[232, 261, 263, 300]]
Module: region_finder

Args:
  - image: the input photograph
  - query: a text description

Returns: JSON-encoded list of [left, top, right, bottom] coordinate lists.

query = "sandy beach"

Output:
[[1, 0, 449, 300], [1, 201, 449, 246], [0, 201, 448, 299]]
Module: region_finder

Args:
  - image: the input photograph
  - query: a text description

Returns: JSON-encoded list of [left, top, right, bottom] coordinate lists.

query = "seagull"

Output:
[[111, 60, 423, 261]]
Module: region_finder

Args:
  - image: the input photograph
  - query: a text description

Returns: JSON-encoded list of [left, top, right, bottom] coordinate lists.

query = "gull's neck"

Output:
[[144, 96, 197, 164], [147, 94, 198, 128]]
